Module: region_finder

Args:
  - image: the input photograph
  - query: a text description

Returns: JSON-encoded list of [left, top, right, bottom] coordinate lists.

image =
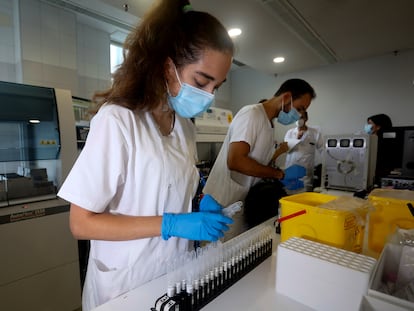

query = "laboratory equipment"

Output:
[[0, 81, 81, 310], [195, 107, 233, 172], [152, 224, 274, 311], [376, 126, 414, 188], [222, 201, 242, 218], [194, 107, 233, 143], [321, 133, 377, 192], [0, 81, 77, 207]]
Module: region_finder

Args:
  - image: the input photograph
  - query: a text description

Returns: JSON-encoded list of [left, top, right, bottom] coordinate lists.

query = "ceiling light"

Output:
[[29, 119, 40, 124], [261, 0, 337, 64], [273, 57, 285, 63], [228, 28, 242, 37]]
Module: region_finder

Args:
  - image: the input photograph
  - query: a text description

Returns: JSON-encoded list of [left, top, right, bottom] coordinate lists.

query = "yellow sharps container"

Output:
[[367, 189, 414, 255], [279, 192, 370, 253]]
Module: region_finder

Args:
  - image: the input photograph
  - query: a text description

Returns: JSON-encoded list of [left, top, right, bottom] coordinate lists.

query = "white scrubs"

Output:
[[58, 104, 199, 310], [284, 126, 323, 191]]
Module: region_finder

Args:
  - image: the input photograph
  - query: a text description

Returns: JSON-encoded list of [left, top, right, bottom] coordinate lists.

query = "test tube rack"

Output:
[[276, 237, 377, 311], [152, 224, 274, 311]]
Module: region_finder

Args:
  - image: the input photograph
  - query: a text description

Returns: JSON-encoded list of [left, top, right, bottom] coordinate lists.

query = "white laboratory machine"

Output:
[[194, 107, 233, 143], [194, 107, 233, 171], [322, 133, 378, 192]]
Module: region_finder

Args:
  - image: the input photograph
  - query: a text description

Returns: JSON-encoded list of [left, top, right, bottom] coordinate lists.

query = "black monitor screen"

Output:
[[340, 139, 350, 147], [327, 139, 337, 147], [353, 139, 365, 148]]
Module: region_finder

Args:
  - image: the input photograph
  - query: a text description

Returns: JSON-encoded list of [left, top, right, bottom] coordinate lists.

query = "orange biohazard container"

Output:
[[279, 192, 370, 253]]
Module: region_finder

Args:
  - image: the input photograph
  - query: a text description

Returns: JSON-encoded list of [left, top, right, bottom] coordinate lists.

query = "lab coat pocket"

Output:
[[88, 258, 131, 307], [225, 173, 251, 206]]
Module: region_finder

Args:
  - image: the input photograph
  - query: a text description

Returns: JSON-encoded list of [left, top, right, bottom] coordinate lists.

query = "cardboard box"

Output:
[[359, 295, 409, 311], [367, 243, 414, 311]]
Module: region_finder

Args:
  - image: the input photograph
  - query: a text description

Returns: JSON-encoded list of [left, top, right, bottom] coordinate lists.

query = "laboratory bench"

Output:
[[92, 188, 414, 311], [92, 232, 314, 311]]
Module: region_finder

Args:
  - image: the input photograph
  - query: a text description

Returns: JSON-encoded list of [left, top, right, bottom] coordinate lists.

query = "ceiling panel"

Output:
[[290, 0, 414, 61], [70, 0, 414, 75]]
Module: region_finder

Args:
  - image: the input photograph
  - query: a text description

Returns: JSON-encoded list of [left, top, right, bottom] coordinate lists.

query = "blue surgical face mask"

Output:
[[364, 123, 373, 134], [168, 65, 215, 118], [277, 98, 301, 125]]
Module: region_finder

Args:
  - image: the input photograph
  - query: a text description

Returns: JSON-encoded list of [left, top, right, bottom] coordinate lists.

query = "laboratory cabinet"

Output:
[[0, 199, 81, 311]]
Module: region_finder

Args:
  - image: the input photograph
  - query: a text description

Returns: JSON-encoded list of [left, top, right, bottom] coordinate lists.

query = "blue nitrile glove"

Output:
[[281, 164, 306, 190], [161, 212, 233, 241], [199, 194, 223, 213], [281, 178, 305, 190], [284, 164, 306, 179]]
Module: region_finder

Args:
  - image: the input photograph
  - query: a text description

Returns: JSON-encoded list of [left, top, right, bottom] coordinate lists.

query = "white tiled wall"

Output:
[[0, 0, 17, 82], [76, 22, 111, 99], [0, 0, 112, 99], [1, 0, 234, 106]]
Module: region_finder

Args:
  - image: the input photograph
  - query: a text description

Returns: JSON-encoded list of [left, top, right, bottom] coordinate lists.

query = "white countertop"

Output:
[[93, 235, 314, 311]]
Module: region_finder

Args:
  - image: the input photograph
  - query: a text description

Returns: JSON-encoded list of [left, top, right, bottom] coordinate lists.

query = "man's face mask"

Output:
[[168, 64, 215, 118], [277, 97, 301, 125]]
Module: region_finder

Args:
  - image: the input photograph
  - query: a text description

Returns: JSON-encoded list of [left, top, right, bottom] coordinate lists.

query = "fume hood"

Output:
[[194, 107, 233, 143]]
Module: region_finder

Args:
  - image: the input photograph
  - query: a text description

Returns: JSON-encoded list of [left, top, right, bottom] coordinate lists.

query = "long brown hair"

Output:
[[93, 0, 234, 112]]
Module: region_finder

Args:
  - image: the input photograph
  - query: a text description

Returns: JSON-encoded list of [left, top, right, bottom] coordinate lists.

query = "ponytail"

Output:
[[93, 0, 233, 111]]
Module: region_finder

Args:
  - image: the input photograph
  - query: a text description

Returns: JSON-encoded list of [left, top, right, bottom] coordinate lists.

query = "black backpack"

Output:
[[244, 179, 287, 229]]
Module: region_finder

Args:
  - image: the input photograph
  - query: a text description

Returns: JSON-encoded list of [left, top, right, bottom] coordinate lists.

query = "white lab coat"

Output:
[[58, 104, 199, 310], [284, 126, 323, 191]]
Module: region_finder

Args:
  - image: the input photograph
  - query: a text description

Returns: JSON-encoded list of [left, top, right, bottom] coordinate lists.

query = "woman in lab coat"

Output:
[[57, 1, 234, 310], [364, 113, 393, 136]]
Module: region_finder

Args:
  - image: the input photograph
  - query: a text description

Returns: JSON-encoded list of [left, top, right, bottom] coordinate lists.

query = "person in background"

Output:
[[364, 113, 393, 136], [284, 111, 324, 192], [203, 78, 316, 240], [57, 1, 234, 309], [364, 113, 393, 187]]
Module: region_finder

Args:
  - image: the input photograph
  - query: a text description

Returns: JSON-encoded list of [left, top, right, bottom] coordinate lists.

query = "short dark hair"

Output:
[[274, 78, 316, 100]]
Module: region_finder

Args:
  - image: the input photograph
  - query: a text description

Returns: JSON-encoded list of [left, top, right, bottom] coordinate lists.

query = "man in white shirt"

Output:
[[203, 79, 316, 239]]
